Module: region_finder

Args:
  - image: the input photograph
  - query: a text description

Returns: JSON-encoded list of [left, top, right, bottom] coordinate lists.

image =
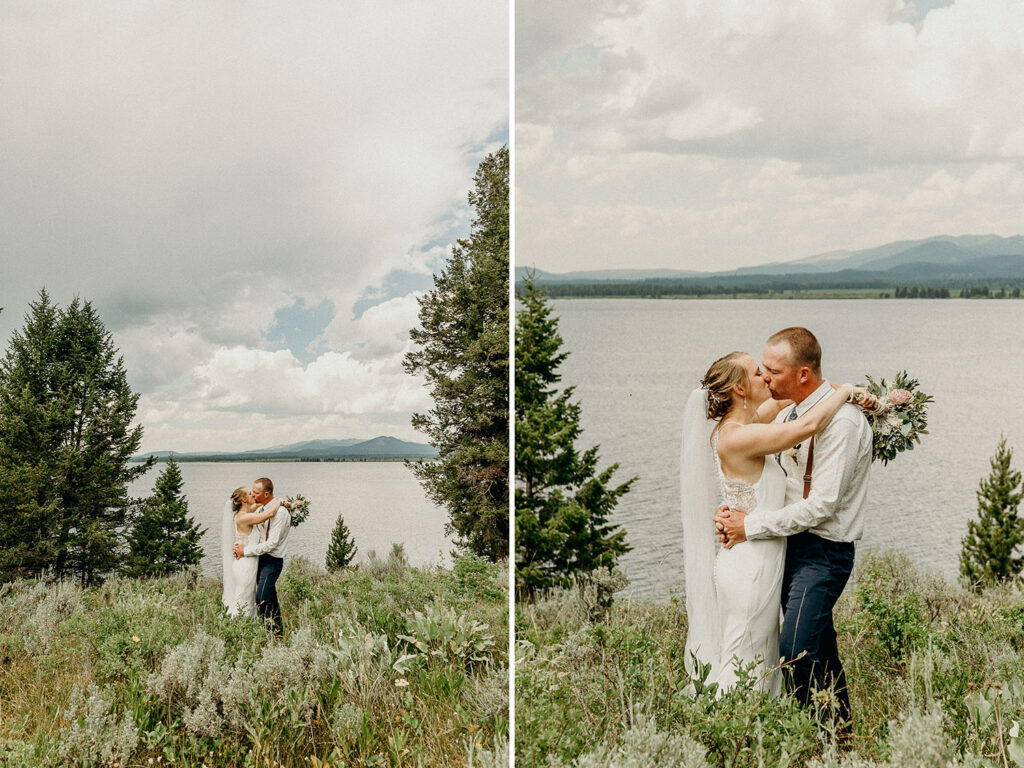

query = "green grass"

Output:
[[515, 550, 1024, 767], [0, 551, 508, 768]]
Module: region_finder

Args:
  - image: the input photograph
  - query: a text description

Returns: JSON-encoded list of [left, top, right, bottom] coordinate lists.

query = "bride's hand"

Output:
[[849, 387, 879, 412]]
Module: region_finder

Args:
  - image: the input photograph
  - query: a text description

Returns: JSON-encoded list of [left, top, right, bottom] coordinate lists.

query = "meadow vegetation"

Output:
[[516, 550, 1024, 767], [0, 551, 508, 768]]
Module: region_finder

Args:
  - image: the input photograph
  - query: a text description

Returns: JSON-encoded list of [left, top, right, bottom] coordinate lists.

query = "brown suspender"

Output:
[[802, 436, 815, 499]]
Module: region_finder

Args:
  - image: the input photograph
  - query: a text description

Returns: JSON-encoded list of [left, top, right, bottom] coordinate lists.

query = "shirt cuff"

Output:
[[744, 515, 766, 540], [243, 543, 255, 557]]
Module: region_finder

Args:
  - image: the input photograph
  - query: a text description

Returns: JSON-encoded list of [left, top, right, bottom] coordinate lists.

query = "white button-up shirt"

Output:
[[744, 380, 872, 543], [244, 504, 291, 559]]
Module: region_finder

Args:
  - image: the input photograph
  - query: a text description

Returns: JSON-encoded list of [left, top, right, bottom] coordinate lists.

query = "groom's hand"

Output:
[[232, 543, 245, 559]]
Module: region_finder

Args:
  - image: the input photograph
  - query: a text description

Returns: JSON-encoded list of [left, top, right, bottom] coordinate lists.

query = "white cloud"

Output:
[[517, 0, 1024, 271], [1, 0, 507, 451]]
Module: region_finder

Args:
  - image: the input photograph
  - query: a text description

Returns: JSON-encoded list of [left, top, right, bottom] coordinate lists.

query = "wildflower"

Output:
[[132, 636, 140, 643]]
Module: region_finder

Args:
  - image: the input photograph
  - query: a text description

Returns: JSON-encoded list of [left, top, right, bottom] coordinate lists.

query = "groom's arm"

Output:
[[744, 415, 865, 540], [243, 507, 291, 557]]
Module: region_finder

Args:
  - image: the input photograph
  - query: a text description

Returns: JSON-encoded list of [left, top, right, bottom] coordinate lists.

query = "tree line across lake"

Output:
[[533, 279, 1024, 299]]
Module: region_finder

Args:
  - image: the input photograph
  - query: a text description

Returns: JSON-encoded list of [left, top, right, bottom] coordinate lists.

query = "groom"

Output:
[[714, 327, 872, 736], [233, 476, 290, 637]]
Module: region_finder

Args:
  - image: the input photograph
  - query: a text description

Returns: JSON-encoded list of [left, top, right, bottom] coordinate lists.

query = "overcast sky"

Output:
[[1, 1, 508, 452], [516, 0, 1024, 273]]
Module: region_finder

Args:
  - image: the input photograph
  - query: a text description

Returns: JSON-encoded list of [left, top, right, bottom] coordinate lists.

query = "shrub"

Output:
[[57, 684, 139, 767], [960, 437, 1024, 591], [548, 714, 710, 768], [326, 513, 358, 571], [362, 543, 410, 581], [399, 602, 496, 668]]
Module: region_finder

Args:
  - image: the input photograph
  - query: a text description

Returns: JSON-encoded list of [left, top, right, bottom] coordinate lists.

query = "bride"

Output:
[[681, 351, 872, 695], [221, 487, 289, 617]]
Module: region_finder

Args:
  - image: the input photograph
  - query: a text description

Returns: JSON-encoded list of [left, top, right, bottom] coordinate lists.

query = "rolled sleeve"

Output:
[[744, 416, 862, 540]]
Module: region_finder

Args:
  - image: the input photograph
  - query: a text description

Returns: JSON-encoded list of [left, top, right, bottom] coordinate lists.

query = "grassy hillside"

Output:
[[0, 552, 508, 768], [516, 550, 1024, 767]]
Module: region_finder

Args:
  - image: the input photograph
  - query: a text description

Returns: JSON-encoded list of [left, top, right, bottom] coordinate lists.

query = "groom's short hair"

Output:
[[254, 477, 274, 495], [767, 327, 821, 374]]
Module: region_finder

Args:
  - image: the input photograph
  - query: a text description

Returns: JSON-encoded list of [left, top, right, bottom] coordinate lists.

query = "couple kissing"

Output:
[[220, 477, 303, 636], [681, 327, 877, 738]]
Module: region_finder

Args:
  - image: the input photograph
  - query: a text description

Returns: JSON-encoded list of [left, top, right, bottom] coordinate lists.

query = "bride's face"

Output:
[[740, 355, 771, 407]]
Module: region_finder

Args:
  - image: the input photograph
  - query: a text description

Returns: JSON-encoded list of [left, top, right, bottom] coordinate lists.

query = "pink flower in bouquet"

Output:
[[887, 389, 912, 405]]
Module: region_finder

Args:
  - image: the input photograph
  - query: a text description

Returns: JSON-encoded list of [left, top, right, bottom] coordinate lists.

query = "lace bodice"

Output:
[[233, 517, 252, 547], [712, 427, 759, 514]]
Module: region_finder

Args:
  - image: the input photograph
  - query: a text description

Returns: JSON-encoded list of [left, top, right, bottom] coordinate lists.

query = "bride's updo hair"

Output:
[[700, 351, 749, 421], [230, 486, 249, 513]]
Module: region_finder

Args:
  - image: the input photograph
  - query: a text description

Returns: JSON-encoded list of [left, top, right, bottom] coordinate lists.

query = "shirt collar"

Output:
[[792, 380, 834, 418]]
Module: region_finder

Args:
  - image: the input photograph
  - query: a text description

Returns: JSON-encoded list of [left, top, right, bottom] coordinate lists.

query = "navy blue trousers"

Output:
[[779, 531, 854, 730], [255, 554, 284, 636]]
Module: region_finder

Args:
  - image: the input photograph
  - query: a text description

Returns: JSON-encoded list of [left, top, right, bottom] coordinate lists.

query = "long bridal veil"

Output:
[[680, 387, 722, 685], [221, 498, 236, 609]]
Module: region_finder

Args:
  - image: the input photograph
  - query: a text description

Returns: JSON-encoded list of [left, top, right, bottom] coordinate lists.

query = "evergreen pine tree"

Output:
[[515, 272, 634, 596], [404, 147, 509, 561], [325, 513, 358, 571], [0, 291, 153, 584], [0, 294, 63, 579], [124, 456, 205, 578], [959, 436, 1024, 591]]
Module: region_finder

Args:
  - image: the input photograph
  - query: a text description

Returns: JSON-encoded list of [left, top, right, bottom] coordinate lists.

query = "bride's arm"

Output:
[[234, 498, 284, 526], [719, 383, 854, 458], [753, 398, 793, 424]]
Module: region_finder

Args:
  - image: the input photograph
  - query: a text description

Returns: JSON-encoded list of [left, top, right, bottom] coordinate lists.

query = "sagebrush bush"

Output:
[[1, 554, 507, 767], [57, 683, 139, 767], [548, 714, 711, 768], [517, 549, 1024, 768], [145, 628, 243, 738]]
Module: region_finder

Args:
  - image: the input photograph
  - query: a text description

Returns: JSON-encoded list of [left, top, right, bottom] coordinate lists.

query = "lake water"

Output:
[[128, 462, 452, 577], [551, 298, 1024, 601]]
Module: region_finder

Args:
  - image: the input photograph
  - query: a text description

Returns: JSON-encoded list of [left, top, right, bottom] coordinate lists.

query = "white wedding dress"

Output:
[[221, 499, 258, 618], [680, 389, 787, 698], [711, 429, 787, 695]]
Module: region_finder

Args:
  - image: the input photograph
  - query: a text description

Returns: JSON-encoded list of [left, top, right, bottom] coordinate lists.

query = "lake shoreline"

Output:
[[131, 455, 422, 463], [540, 291, 1024, 300]]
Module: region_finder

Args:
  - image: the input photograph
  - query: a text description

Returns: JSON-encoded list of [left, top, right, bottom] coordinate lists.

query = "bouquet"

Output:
[[861, 371, 933, 465], [285, 493, 311, 527]]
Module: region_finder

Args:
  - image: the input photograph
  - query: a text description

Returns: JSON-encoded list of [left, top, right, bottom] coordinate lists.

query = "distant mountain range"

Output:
[[516, 235, 1024, 286], [134, 436, 438, 462]]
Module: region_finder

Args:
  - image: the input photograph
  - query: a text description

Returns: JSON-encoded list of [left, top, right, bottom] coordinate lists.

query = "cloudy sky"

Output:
[[516, 0, 1024, 273], [1, 1, 508, 453]]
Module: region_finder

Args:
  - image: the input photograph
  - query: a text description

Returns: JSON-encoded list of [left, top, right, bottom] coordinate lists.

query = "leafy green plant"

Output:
[[399, 602, 495, 667]]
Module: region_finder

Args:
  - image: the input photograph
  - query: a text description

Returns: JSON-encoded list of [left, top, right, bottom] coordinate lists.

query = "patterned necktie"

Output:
[[776, 409, 800, 466]]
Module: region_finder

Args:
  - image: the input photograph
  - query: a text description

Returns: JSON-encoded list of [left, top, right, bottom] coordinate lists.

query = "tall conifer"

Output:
[[0, 291, 153, 583], [515, 273, 633, 596], [404, 147, 509, 561]]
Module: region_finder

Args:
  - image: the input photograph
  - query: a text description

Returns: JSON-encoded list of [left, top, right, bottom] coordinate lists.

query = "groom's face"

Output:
[[762, 342, 799, 401], [252, 482, 271, 505]]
